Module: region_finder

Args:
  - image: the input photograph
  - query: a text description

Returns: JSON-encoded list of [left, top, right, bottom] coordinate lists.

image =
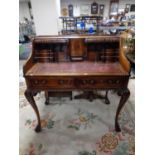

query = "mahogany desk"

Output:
[[23, 35, 130, 132]]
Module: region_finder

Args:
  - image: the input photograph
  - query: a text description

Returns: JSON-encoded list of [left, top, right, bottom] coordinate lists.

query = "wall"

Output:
[[61, 0, 110, 18], [31, 0, 60, 35], [119, 0, 135, 16], [19, 2, 31, 22], [20, 0, 134, 35], [60, 0, 135, 18], [119, 0, 135, 9]]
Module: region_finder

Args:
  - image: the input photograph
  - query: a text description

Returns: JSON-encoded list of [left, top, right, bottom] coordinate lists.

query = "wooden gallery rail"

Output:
[[23, 35, 130, 132]]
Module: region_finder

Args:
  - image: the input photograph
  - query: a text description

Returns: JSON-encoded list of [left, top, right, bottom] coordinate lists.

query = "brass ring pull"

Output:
[[58, 80, 65, 84], [89, 79, 95, 84], [41, 80, 46, 84], [116, 80, 120, 84], [34, 80, 39, 84], [82, 80, 87, 84], [108, 80, 113, 84]]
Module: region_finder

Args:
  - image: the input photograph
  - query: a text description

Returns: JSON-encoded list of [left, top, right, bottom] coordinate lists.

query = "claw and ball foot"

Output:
[[45, 99, 50, 105], [25, 89, 42, 133], [35, 124, 42, 132]]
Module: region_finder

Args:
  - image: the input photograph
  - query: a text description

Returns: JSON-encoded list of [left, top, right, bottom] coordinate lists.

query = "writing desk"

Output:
[[23, 35, 130, 132]]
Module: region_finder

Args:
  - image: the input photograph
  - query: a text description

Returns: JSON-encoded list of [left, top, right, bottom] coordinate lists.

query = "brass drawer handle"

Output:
[[108, 79, 120, 84], [116, 80, 120, 84], [108, 80, 113, 84], [82, 80, 87, 85], [81, 79, 95, 85], [89, 79, 95, 84], [34, 80, 39, 84], [58, 80, 65, 84], [33, 80, 46, 85], [41, 80, 46, 84]]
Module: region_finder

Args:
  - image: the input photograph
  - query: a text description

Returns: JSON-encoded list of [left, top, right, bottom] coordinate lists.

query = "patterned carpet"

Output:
[[19, 61, 135, 155]]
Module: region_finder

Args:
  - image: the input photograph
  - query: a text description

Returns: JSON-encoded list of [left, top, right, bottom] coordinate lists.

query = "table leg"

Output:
[[45, 91, 49, 105], [105, 90, 110, 105], [115, 88, 130, 132], [25, 89, 41, 132]]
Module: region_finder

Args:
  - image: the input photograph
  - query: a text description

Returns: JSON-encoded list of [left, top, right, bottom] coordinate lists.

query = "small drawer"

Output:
[[74, 76, 128, 89], [27, 77, 74, 89]]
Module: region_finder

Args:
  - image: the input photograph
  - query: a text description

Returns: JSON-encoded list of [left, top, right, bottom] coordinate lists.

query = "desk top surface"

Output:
[[26, 62, 128, 77]]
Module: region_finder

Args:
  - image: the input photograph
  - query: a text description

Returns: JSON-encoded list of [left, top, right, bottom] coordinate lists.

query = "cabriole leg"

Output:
[[25, 89, 41, 132], [115, 88, 130, 132]]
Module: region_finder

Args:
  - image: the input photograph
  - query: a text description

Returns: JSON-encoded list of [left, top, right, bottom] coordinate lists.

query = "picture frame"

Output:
[[80, 4, 90, 16], [61, 8, 68, 16], [130, 4, 135, 12], [125, 4, 130, 12], [68, 4, 73, 17], [110, 2, 118, 15], [99, 4, 104, 15], [91, 2, 98, 14]]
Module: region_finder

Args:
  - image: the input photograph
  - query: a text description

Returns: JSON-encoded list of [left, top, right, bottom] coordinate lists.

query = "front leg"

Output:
[[25, 89, 41, 132], [115, 88, 130, 132]]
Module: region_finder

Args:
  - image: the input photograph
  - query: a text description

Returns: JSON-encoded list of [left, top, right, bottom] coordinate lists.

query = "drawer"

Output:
[[74, 76, 128, 89], [27, 77, 74, 89], [26, 76, 128, 90]]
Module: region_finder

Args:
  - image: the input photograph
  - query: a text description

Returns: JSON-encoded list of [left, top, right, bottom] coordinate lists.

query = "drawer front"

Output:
[[27, 77, 74, 89], [74, 76, 128, 89], [70, 39, 85, 57], [26, 76, 128, 90]]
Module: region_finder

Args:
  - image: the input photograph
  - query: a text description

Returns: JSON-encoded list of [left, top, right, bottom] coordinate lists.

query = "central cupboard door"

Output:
[[69, 38, 86, 60]]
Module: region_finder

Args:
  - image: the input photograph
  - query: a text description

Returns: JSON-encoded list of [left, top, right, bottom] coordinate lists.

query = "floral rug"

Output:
[[19, 62, 135, 155]]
